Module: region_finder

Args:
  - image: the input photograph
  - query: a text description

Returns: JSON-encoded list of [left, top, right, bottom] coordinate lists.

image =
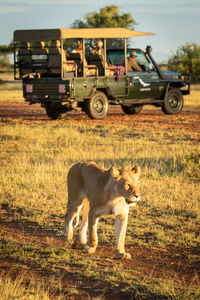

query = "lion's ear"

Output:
[[109, 167, 120, 178], [131, 165, 141, 176]]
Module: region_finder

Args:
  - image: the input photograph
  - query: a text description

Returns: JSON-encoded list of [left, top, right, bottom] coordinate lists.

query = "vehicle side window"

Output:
[[107, 51, 124, 65]]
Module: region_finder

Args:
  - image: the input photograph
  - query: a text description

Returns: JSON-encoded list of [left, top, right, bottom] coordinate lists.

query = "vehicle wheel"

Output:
[[85, 91, 109, 119], [121, 104, 143, 115], [45, 104, 62, 120], [162, 88, 183, 115]]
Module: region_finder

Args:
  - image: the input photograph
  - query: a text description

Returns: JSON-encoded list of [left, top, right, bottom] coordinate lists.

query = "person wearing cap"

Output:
[[127, 51, 142, 72]]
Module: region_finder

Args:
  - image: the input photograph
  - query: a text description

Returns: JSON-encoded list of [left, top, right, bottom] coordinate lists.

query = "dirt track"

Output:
[[0, 102, 200, 133]]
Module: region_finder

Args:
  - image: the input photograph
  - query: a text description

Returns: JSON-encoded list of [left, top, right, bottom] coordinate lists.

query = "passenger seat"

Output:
[[48, 40, 75, 77], [31, 41, 48, 76], [17, 41, 32, 77]]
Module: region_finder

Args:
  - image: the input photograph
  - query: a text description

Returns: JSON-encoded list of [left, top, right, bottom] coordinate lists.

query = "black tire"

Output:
[[85, 91, 109, 120], [162, 88, 183, 115], [45, 104, 62, 120], [121, 104, 143, 115]]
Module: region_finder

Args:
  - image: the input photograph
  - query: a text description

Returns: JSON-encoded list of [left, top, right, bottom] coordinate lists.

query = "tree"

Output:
[[0, 53, 10, 68], [0, 44, 13, 68], [168, 43, 200, 82], [64, 5, 137, 51], [72, 5, 137, 30], [0, 44, 13, 54]]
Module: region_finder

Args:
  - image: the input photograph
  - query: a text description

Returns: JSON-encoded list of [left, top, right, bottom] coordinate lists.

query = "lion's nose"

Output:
[[135, 195, 140, 200]]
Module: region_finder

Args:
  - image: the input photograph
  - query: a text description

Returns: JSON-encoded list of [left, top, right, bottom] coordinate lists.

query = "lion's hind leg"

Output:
[[65, 201, 83, 247], [84, 208, 99, 254], [65, 166, 85, 247]]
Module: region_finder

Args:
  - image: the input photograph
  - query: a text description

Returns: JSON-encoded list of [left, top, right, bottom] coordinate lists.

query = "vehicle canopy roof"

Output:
[[14, 28, 155, 42]]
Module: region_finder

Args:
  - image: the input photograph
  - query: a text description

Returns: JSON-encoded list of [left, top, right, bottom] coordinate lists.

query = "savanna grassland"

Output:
[[0, 71, 200, 299]]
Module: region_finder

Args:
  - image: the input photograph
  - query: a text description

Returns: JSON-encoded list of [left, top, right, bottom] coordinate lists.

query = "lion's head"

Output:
[[110, 166, 141, 206]]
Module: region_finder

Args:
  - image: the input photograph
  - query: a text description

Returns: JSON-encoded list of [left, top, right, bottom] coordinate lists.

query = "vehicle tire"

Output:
[[162, 88, 183, 115], [121, 104, 143, 115], [45, 104, 62, 120], [85, 91, 109, 120]]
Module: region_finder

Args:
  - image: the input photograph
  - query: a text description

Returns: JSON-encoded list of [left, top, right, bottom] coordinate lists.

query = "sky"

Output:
[[0, 0, 200, 62]]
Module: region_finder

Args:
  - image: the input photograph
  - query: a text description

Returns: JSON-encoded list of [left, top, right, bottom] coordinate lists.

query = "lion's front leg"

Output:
[[84, 209, 99, 254], [115, 213, 131, 259]]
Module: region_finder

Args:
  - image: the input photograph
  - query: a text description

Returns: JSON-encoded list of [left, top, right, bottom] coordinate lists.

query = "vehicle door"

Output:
[[106, 50, 129, 97], [127, 50, 166, 100], [128, 70, 164, 100]]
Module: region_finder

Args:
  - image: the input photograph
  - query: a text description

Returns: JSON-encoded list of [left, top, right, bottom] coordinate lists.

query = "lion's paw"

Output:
[[116, 251, 131, 260], [123, 252, 131, 260], [84, 246, 96, 254], [79, 243, 87, 249], [66, 240, 74, 248], [71, 241, 86, 249]]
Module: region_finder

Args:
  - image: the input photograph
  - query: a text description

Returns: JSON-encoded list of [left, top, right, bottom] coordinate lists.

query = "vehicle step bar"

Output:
[[121, 99, 164, 105]]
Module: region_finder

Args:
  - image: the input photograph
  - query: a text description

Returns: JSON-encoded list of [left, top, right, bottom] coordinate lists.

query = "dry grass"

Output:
[[185, 89, 200, 107], [0, 273, 51, 300], [0, 120, 199, 242], [0, 71, 23, 102], [0, 272, 82, 300]]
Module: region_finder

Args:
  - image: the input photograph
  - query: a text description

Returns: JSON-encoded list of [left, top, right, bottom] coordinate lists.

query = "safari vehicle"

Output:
[[13, 28, 190, 120]]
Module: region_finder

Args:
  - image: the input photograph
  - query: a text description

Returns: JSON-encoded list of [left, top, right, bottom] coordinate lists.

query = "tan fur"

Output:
[[65, 161, 141, 259]]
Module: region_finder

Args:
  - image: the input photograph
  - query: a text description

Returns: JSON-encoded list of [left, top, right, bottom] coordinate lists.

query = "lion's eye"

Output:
[[125, 184, 129, 190], [125, 184, 132, 190]]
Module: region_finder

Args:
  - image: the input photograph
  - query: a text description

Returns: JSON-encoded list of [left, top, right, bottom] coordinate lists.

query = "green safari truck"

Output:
[[13, 28, 190, 119]]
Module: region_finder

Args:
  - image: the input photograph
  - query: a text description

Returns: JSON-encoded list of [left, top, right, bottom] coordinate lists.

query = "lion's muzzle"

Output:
[[125, 194, 140, 205]]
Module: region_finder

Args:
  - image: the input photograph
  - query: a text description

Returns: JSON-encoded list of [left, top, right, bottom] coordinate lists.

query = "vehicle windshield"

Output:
[[131, 51, 149, 68], [107, 49, 149, 68]]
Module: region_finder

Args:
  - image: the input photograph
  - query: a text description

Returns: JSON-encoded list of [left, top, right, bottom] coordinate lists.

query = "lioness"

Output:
[[65, 161, 140, 259]]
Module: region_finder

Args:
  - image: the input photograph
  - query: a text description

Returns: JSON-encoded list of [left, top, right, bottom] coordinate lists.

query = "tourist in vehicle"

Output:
[[92, 40, 104, 56], [71, 43, 83, 58], [127, 51, 142, 72]]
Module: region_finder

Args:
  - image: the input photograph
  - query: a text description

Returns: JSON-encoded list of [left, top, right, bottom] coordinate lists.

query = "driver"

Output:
[[127, 51, 142, 72]]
